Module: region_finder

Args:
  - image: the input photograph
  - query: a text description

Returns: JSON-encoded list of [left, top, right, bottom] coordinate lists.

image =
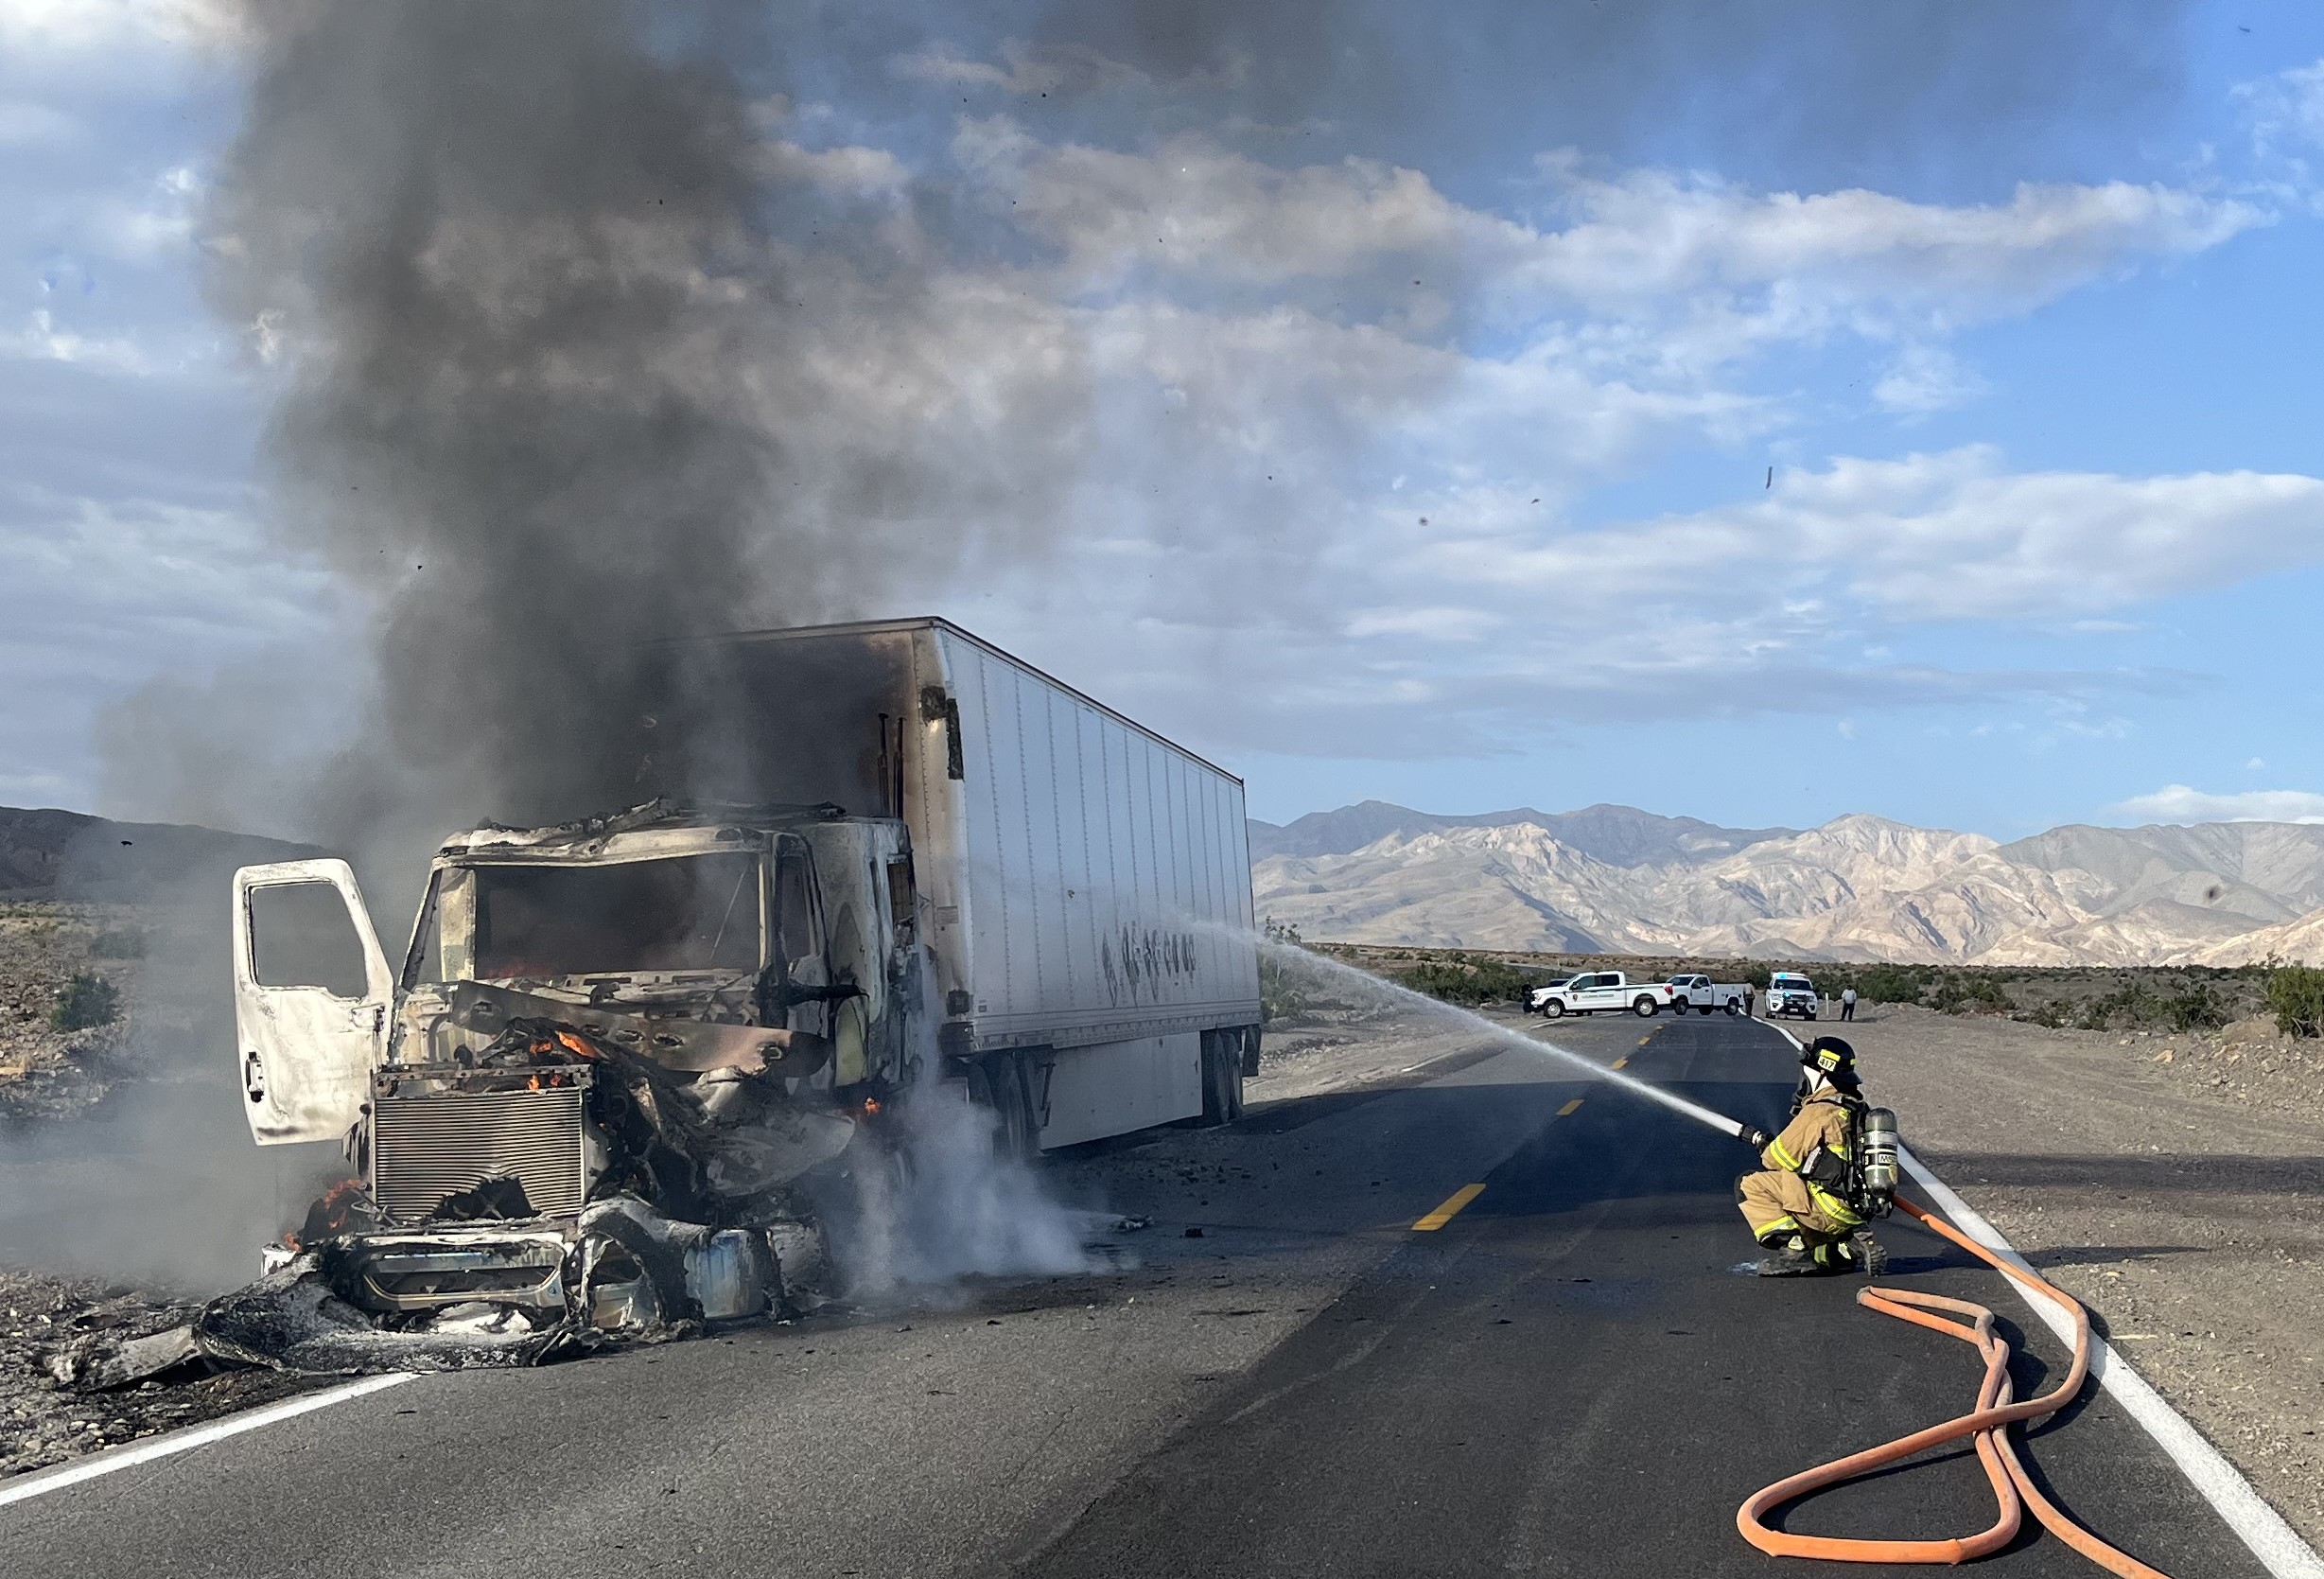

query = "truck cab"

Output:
[[231, 801, 916, 1325]]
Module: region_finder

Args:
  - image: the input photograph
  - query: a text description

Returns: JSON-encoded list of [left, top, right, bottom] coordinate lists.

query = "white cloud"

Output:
[[2106, 785, 2324, 826], [760, 139, 911, 199], [1442, 447, 2324, 624], [0, 0, 232, 55], [2239, 60, 2324, 161], [4, 309, 152, 374], [2247, 757, 2267, 771], [895, 42, 1158, 98], [1873, 343, 1987, 415], [0, 98, 79, 147]]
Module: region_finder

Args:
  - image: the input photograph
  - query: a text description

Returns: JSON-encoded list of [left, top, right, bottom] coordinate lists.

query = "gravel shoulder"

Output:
[[1847, 1003, 2324, 1551]]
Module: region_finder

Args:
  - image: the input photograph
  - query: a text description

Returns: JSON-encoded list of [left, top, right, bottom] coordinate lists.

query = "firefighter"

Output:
[[1734, 1035, 1889, 1276]]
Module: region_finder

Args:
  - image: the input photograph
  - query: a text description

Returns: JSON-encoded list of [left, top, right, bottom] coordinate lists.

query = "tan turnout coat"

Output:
[[1736, 1092, 1863, 1245]]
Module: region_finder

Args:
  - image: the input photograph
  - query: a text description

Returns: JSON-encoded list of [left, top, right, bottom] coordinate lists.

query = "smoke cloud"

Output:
[[195, 0, 1088, 867]]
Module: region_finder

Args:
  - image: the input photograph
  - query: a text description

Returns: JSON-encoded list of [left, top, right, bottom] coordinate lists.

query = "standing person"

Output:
[[1734, 1036, 1887, 1276], [1840, 985, 1857, 1022], [1741, 980, 1756, 1018]]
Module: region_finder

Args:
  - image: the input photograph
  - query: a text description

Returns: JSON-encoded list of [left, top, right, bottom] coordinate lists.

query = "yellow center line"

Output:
[[1557, 1097, 1583, 1115], [1411, 1184, 1487, 1232], [1612, 1056, 1630, 1069]]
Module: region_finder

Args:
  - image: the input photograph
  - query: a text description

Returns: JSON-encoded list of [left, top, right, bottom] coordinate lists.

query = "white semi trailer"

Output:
[[228, 618, 1261, 1328]]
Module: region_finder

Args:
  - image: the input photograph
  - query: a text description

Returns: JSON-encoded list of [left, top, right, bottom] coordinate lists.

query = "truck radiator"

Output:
[[372, 1087, 587, 1224]]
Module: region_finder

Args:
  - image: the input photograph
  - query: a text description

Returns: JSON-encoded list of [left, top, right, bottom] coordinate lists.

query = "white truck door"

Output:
[[232, 859, 392, 1146]]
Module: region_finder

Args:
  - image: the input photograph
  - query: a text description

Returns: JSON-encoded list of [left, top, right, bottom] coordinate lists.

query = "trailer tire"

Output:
[[969, 1054, 1037, 1159], [1633, 996, 1658, 1017], [1198, 1031, 1241, 1127]]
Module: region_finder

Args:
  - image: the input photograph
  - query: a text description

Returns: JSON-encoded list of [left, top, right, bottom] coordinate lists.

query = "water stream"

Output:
[[1261, 942, 1755, 1139]]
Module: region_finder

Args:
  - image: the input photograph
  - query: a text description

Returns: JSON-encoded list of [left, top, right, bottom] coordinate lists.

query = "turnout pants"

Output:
[[1736, 1169, 1853, 1248]]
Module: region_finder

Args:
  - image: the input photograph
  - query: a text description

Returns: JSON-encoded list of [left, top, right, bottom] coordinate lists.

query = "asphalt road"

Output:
[[0, 1013, 2276, 1577]]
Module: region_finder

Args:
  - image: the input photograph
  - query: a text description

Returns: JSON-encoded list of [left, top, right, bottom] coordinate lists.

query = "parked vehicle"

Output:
[[1765, 972, 1821, 1020], [1529, 971, 1672, 1019], [229, 617, 1263, 1327], [1525, 977, 1576, 1014], [1664, 974, 1749, 1015]]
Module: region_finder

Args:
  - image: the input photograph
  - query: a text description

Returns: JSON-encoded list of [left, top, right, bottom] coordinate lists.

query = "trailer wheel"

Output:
[[1633, 996, 1658, 1017], [969, 1054, 1036, 1160], [1198, 1031, 1244, 1126]]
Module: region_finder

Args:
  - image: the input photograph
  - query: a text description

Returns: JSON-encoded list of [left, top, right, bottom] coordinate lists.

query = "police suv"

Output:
[[1765, 972, 1821, 1020]]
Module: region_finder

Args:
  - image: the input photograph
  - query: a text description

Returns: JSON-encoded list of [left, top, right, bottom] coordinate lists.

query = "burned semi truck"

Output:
[[227, 618, 1261, 1338]]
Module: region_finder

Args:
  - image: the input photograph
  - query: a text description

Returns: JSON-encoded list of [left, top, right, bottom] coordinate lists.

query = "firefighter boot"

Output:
[[1754, 1234, 1819, 1277], [1810, 1235, 1891, 1277]]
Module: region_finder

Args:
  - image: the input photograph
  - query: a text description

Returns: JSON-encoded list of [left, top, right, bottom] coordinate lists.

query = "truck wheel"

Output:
[[969, 1054, 1036, 1159], [1697, 1004, 1713, 1016], [1542, 999, 1564, 1019], [1633, 996, 1657, 1017], [1724, 1001, 1740, 1016], [1198, 1032, 1242, 1127], [1671, 997, 1690, 1014]]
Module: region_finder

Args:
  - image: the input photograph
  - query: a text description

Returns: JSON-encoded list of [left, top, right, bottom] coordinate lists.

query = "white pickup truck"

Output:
[[1528, 971, 1673, 1019], [1765, 972, 1821, 1020], [1664, 974, 1749, 1015]]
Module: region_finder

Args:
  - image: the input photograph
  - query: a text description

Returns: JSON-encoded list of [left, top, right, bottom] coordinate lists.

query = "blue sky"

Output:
[[9, 2, 2324, 842]]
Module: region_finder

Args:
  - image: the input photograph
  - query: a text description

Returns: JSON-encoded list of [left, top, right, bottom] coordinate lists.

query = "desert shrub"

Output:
[[2022, 1002, 2068, 1028], [1854, 963, 1938, 1005], [1402, 954, 1538, 1008], [1258, 920, 1313, 1025], [88, 927, 148, 960], [2073, 976, 2230, 1033], [2267, 966, 2324, 1039], [50, 973, 120, 1032], [2162, 979, 2231, 1032], [1929, 974, 2011, 1015]]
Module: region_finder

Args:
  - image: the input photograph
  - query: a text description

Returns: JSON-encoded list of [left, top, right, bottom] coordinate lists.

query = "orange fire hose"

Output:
[[1737, 1193, 2172, 1576]]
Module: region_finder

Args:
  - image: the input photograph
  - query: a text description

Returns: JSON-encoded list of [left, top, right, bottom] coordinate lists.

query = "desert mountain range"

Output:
[[1249, 801, 2324, 967]]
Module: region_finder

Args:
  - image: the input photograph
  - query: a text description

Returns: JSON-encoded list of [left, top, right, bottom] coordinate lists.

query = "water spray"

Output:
[[1261, 942, 1758, 1141]]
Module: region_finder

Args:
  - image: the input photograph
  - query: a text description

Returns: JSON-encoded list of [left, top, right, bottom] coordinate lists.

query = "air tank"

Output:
[[1860, 1107, 1901, 1211]]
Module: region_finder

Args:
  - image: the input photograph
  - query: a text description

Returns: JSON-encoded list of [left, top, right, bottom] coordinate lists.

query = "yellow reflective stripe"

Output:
[[1751, 1213, 1800, 1236], [1808, 1183, 1863, 1225], [1768, 1139, 1800, 1170]]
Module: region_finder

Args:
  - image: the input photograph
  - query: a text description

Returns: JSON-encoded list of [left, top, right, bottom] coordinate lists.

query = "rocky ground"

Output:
[[0, 1270, 332, 1478], [0, 901, 157, 1126], [1845, 1002, 2324, 1551]]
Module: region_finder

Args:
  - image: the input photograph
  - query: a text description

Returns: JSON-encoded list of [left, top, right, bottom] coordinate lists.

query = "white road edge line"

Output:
[[0, 1372, 418, 1512], [1760, 1014, 2322, 1577]]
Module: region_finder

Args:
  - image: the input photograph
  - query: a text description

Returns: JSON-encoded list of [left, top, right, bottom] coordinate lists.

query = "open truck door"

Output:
[[232, 859, 392, 1146]]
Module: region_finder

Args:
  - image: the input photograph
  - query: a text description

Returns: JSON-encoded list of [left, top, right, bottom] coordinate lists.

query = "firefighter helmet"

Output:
[[1801, 1034, 1860, 1091]]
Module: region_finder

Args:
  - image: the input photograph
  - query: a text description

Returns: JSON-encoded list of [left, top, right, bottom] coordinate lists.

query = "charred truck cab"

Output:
[[230, 619, 1262, 1338]]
